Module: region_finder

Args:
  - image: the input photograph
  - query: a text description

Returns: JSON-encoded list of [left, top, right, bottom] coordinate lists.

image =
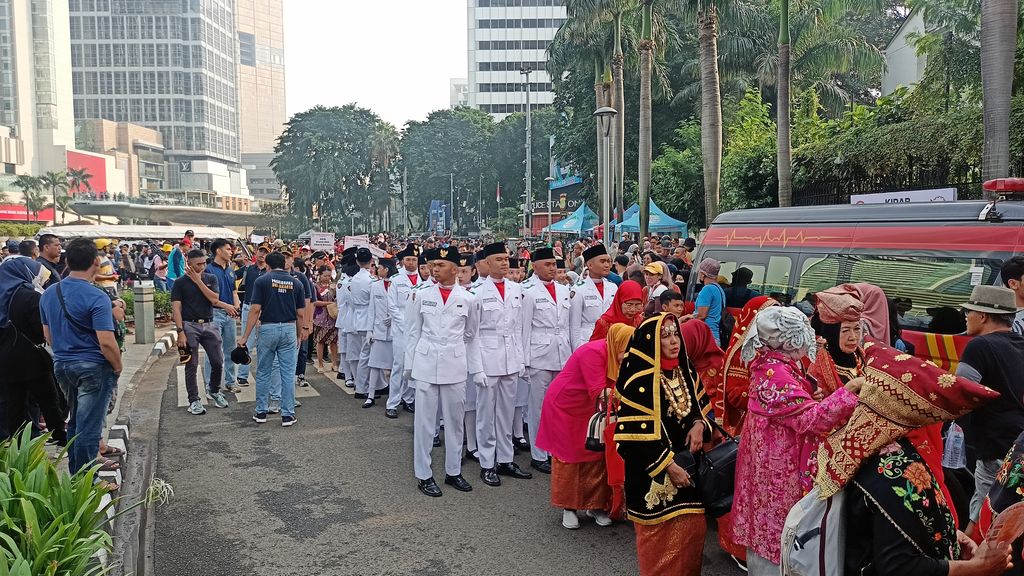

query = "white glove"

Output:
[[403, 369, 413, 381], [472, 372, 489, 387], [364, 333, 372, 345], [518, 367, 529, 379]]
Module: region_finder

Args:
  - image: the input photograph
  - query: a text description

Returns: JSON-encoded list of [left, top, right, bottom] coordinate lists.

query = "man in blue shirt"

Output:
[[203, 239, 241, 394], [40, 239, 122, 475], [239, 251, 307, 427], [236, 245, 269, 386], [686, 257, 725, 344]]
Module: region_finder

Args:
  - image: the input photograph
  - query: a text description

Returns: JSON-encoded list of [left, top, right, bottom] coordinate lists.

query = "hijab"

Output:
[[722, 296, 779, 430], [681, 319, 725, 387], [605, 324, 635, 382], [741, 306, 817, 363], [0, 257, 47, 326], [592, 280, 644, 339]]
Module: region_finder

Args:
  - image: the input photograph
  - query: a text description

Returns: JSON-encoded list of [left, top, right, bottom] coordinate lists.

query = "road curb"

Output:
[[107, 331, 175, 576]]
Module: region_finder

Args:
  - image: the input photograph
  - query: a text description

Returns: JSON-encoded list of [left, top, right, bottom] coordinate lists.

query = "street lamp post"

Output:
[[593, 106, 618, 248], [545, 176, 555, 245], [449, 172, 455, 236], [521, 65, 533, 238]]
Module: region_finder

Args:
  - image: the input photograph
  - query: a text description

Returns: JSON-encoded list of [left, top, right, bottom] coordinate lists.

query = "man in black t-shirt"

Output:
[[956, 285, 1024, 530], [239, 251, 306, 427], [236, 246, 269, 386], [172, 249, 233, 415]]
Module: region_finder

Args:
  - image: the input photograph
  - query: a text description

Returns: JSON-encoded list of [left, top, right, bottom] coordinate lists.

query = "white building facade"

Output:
[[466, 0, 565, 121], [882, 9, 927, 96]]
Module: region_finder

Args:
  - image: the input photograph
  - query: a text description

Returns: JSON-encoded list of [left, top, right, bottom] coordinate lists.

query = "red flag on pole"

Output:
[[496, 183, 501, 203]]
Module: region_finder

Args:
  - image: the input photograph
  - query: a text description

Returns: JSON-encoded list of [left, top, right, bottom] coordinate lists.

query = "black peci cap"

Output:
[[458, 253, 475, 267], [531, 247, 555, 262], [555, 258, 566, 269], [433, 246, 461, 265], [356, 247, 373, 264], [417, 254, 428, 265], [481, 242, 507, 259], [508, 257, 520, 269], [582, 244, 609, 261], [395, 243, 419, 259]]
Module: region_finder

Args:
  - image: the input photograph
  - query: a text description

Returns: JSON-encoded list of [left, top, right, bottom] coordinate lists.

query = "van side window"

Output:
[[696, 251, 793, 307]]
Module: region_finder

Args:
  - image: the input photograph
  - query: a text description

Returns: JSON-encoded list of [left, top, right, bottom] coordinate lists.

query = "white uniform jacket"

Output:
[[348, 267, 374, 333], [475, 277, 523, 377], [334, 275, 353, 332], [368, 279, 392, 342], [387, 271, 419, 335], [569, 277, 617, 349], [521, 279, 572, 371], [404, 284, 483, 385]]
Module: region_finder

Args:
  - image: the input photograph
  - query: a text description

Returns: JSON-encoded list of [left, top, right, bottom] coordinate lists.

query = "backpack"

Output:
[[717, 284, 735, 348], [780, 486, 846, 576]]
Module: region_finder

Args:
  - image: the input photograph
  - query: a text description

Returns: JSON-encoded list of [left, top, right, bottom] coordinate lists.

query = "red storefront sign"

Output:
[[0, 204, 54, 222]]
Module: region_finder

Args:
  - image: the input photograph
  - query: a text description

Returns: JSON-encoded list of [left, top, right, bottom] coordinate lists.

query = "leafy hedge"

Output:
[[0, 224, 43, 238], [119, 287, 172, 319]]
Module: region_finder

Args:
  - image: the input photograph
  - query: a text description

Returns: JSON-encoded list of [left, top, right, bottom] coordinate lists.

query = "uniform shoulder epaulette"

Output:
[[574, 279, 587, 287], [389, 273, 402, 281], [520, 280, 534, 289]]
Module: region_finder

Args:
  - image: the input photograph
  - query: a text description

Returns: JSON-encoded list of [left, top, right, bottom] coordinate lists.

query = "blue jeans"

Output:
[[204, 309, 237, 391], [237, 303, 258, 380], [53, 361, 118, 475], [255, 323, 297, 417], [153, 276, 167, 291], [296, 338, 309, 376]]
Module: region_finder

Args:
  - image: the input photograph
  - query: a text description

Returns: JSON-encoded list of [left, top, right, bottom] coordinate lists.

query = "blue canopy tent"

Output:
[[618, 200, 687, 235], [543, 203, 599, 235]]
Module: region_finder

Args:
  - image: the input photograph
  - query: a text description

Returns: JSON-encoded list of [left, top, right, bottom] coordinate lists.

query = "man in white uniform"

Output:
[[334, 248, 358, 386], [520, 247, 572, 474], [405, 247, 484, 497], [384, 244, 421, 418], [568, 244, 617, 349], [474, 242, 533, 486], [364, 257, 396, 408], [348, 248, 375, 399]]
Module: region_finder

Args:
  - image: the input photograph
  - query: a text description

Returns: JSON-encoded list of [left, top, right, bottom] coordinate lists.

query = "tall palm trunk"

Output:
[[698, 7, 723, 225], [981, 0, 1019, 194], [612, 10, 626, 228], [638, 1, 654, 239], [777, 0, 793, 207]]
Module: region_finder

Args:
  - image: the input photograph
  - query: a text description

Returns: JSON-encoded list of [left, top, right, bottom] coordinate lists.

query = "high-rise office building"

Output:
[[236, 0, 285, 155], [68, 0, 243, 194], [0, 0, 75, 175], [466, 0, 565, 121], [450, 78, 468, 109]]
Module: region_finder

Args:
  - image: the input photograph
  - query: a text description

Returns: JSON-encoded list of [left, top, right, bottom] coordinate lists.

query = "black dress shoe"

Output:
[[496, 462, 533, 479], [444, 474, 473, 492], [402, 401, 415, 414], [417, 478, 442, 497], [384, 408, 398, 419], [512, 436, 530, 451], [432, 435, 442, 448], [480, 468, 501, 486], [354, 393, 368, 400], [361, 398, 375, 408], [465, 449, 479, 463], [376, 385, 389, 396], [530, 458, 552, 474]]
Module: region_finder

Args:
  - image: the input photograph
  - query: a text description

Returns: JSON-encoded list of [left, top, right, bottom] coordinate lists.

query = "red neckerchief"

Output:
[[594, 279, 604, 299], [439, 286, 452, 304], [408, 273, 418, 286], [384, 280, 390, 291], [544, 281, 556, 301], [494, 279, 505, 300], [661, 357, 680, 371]]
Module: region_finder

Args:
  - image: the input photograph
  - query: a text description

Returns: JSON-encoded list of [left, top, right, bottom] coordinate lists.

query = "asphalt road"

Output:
[[152, 365, 745, 576]]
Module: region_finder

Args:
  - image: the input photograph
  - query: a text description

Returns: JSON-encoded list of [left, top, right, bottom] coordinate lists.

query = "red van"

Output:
[[689, 198, 1024, 370]]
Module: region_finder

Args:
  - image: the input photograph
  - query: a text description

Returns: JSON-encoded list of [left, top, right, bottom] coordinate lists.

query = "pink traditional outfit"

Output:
[[536, 324, 634, 515], [731, 307, 858, 573]]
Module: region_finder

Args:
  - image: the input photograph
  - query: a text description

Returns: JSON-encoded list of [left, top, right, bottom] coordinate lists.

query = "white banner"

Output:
[[309, 232, 336, 253], [851, 188, 958, 205], [249, 234, 265, 244], [343, 235, 387, 258]]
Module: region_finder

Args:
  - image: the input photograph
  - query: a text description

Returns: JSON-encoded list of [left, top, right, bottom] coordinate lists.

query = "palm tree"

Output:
[[981, 0, 1019, 189], [25, 190, 47, 221], [638, 0, 656, 238], [39, 171, 69, 224], [370, 121, 400, 227], [13, 175, 41, 221], [66, 167, 93, 195], [54, 195, 73, 223], [777, 0, 793, 206]]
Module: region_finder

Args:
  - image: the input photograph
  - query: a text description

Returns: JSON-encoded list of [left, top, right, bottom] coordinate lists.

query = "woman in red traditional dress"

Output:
[[588, 279, 644, 341]]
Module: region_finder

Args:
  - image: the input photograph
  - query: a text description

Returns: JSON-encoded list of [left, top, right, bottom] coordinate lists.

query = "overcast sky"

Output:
[[283, 1, 468, 129]]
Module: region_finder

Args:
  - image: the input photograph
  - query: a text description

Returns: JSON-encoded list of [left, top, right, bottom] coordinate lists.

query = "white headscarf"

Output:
[[741, 306, 817, 363]]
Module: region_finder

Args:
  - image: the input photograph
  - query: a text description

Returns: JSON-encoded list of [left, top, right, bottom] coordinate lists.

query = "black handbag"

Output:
[[699, 419, 740, 519], [584, 396, 608, 452]]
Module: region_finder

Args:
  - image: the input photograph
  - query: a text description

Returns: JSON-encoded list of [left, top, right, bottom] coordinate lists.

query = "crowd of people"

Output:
[[5, 226, 1024, 576]]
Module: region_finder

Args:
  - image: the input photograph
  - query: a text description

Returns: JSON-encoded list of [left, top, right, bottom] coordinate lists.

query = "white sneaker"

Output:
[[585, 509, 612, 527], [210, 392, 229, 409], [561, 509, 580, 530], [187, 400, 206, 415]]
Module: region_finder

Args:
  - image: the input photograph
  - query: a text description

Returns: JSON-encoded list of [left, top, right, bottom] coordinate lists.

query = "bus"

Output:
[[690, 197, 1024, 370]]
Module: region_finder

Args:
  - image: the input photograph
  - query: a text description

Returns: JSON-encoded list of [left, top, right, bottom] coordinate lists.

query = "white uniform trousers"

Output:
[[413, 380, 466, 480], [476, 373, 518, 469], [526, 368, 558, 461], [386, 333, 415, 409], [353, 331, 372, 395], [343, 331, 360, 382]]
